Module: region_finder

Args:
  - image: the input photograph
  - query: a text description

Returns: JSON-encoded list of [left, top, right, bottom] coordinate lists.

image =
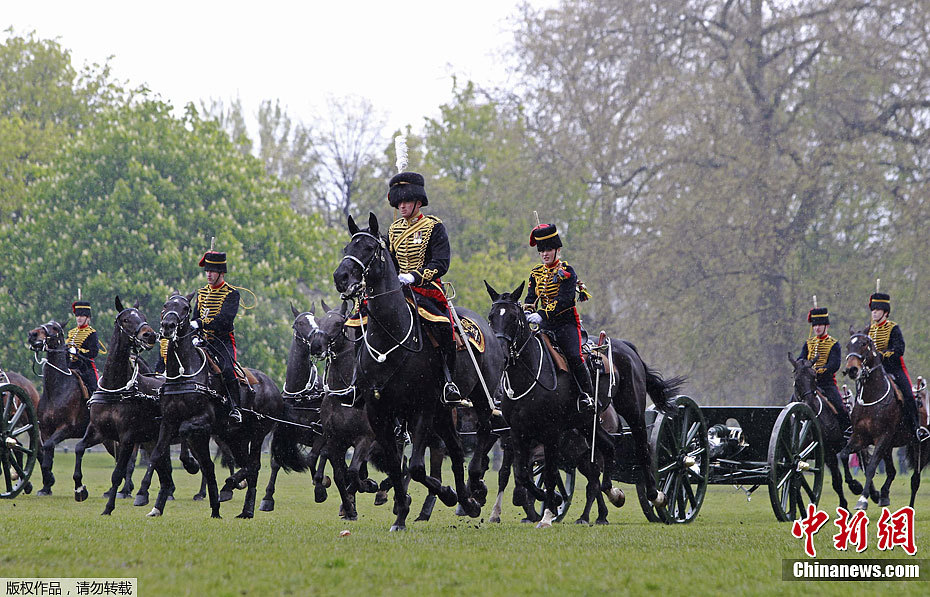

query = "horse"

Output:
[[788, 354, 867, 510], [332, 213, 501, 530], [71, 296, 172, 515], [486, 280, 681, 526], [0, 368, 41, 494], [27, 320, 92, 495], [841, 327, 929, 509], [303, 299, 453, 522], [259, 303, 326, 513], [146, 292, 308, 518]]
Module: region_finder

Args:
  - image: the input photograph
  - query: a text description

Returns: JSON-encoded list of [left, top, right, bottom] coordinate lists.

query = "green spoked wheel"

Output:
[[650, 395, 709, 524], [0, 383, 40, 499], [768, 402, 824, 522]]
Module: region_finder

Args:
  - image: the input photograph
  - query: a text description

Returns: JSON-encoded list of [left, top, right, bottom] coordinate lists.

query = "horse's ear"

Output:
[[368, 212, 379, 236], [185, 291, 196, 303], [133, 300, 140, 309], [512, 280, 526, 302], [348, 214, 359, 235], [484, 280, 499, 302], [788, 353, 797, 368], [320, 298, 331, 313], [290, 303, 300, 319], [849, 324, 856, 337], [115, 296, 124, 313]]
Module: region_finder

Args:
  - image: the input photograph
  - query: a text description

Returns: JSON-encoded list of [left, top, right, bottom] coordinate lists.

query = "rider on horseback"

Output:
[[386, 171, 462, 404], [524, 223, 595, 413], [66, 300, 100, 393], [192, 250, 243, 423], [867, 292, 929, 442], [799, 306, 851, 435]]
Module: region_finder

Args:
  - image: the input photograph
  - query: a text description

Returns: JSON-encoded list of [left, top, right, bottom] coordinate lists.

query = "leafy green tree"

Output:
[[0, 98, 342, 380]]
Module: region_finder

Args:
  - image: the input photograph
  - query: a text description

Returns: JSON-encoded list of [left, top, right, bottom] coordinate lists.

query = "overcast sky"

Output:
[[6, 1, 551, 134]]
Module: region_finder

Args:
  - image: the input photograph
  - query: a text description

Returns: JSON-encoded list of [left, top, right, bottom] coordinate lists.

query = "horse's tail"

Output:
[[270, 403, 311, 473], [642, 364, 686, 417]]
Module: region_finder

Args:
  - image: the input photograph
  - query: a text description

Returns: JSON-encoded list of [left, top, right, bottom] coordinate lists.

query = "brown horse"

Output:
[[841, 328, 929, 509], [27, 321, 92, 495], [0, 369, 41, 494]]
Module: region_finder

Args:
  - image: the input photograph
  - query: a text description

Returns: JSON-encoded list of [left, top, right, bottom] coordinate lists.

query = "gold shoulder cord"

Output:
[[228, 285, 258, 310]]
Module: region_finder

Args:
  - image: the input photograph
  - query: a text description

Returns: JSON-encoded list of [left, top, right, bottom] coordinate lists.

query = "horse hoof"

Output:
[[258, 500, 274, 512], [855, 497, 868, 511], [147, 508, 162, 517], [470, 480, 488, 505], [166, 495, 174, 501], [133, 494, 149, 507], [315, 485, 328, 503], [879, 497, 890, 507], [461, 498, 481, 519], [389, 524, 406, 532], [595, 518, 609, 526], [489, 515, 501, 524], [323, 476, 332, 488], [100, 509, 113, 516], [574, 518, 591, 525], [192, 493, 205, 502], [536, 519, 552, 529], [235, 512, 253, 519], [117, 491, 132, 499], [652, 491, 667, 508], [36, 489, 51, 496], [607, 487, 625, 508], [211, 513, 222, 519], [237, 480, 248, 490], [218, 490, 234, 502], [438, 486, 457, 508], [414, 514, 430, 522], [359, 478, 378, 493], [74, 486, 88, 502], [374, 491, 388, 506], [182, 460, 200, 475], [23, 482, 33, 495], [848, 480, 863, 494]]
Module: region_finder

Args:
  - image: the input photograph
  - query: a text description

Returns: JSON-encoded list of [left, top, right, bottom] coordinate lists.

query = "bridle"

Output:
[[846, 333, 891, 407], [31, 322, 73, 376], [159, 296, 206, 379], [491, 299, 555, 398], [490, 299, 532, 363], [116, 308, 153, 353], [339, 231, 389, 302], [282, 311, 322, 399]]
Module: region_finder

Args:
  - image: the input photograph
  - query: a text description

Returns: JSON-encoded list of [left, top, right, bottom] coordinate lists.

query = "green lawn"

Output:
[[1, 451, 928, 596]]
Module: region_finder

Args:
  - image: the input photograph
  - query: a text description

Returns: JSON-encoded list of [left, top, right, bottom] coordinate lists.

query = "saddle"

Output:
[[202, 351, 259, 386], [539, 332, 569, 373]]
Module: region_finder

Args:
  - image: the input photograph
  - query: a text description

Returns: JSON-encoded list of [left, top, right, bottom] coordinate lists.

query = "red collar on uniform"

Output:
[[544, 259, 561, 270], [405, 212, 424, 225], [78, 324, 90, 329], [817, 334, 828, 340], [210, 281, 227, 290]]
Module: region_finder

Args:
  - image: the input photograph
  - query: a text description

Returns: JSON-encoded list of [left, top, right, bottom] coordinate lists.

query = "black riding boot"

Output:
[[433, 324, 462, 404], [901, 393, 929, 442], [223, 371, 243, 424], [569, 358, 596, 414]]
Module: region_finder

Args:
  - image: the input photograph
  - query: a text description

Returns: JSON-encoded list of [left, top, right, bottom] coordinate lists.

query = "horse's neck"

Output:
[[167, 337, 205, 379], [99, 328, 133, 387], [285, 340, 314, 390], [44, 349, 76, 388], [326, 340, 356, 388], [510, 331, 546, 380]]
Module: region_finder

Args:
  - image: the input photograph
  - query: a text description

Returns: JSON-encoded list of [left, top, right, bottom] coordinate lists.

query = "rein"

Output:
[[492, 300, 557, 398]]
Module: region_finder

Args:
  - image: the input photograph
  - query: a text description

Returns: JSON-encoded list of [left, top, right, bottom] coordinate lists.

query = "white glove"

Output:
[[190, 319, 200, 330], [68, 346, 78, 355], [398, 273, 415, 285], [192, 336, 202, 346], [527, 312, 543, 325]]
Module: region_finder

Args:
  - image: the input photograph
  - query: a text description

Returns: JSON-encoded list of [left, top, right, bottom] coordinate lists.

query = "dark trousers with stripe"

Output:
[[888, 360, 921, 430], [206, 335, 240, 409], [818, 381, 851, 429], [543, 310, 594, 397]]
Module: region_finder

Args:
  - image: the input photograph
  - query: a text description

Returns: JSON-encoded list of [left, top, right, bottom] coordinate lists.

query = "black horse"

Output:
[[27, 321, 93, 495], [789, 354, 866, 510], [71, 297, 172, 515], [841, 328, 929, 510], [333, 213, 496, 530], [146, 292, 308, 518], [259, 304, 327, 513]]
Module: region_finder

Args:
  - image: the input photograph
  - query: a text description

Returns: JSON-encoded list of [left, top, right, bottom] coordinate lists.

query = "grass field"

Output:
[[1, 451, 928, 596]]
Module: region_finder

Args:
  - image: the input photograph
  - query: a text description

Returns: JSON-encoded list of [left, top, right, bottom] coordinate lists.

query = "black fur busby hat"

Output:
[[529, 224, 563, 251], [388, 172, 428, 208], [807, 307, 829, 326], [199, 251, 227, 273], [72, 301, 92, 317], [869, 292, 890, 313]]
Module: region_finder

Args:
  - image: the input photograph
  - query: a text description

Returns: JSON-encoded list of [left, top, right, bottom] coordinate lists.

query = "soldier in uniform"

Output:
[[867, 292, 929, 441], [66, 300, 100, 393], [191, 250, 243, 422], [524, 223, 595, 413], [799, 306, 851, 434], [387, 171, 462, 403]]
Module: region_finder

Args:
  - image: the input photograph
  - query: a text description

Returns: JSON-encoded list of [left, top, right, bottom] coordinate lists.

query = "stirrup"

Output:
[[228, 408, 243, 424], [441, 382, 467, 406], [577, 392, 595, 413], [917, 426, 930, 442], [843, 426, 853, 441]]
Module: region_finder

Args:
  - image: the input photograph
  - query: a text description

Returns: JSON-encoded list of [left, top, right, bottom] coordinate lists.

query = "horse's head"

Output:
[[307, 299, 350, 358], [788, 352, 818, 406], [844, 325, 880, 380], [114, 295, 157, 351], [333, 213, 393, 301], [160, 292, 195, 341], [486, 280, 528, 355], [27, 320, 65, 352]]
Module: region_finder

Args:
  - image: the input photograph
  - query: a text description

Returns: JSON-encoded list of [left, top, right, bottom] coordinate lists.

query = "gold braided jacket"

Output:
[[66, 325, 96, 362], [805, 335, 837, 373]]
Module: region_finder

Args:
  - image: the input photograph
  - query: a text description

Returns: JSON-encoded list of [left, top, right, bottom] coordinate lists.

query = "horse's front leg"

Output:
[[878, 452, 896, 508], [856, 437, 892, 511], [72, 424, 103, 502], [536, 444, 560, 528], [370, 414, 409, 531]]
